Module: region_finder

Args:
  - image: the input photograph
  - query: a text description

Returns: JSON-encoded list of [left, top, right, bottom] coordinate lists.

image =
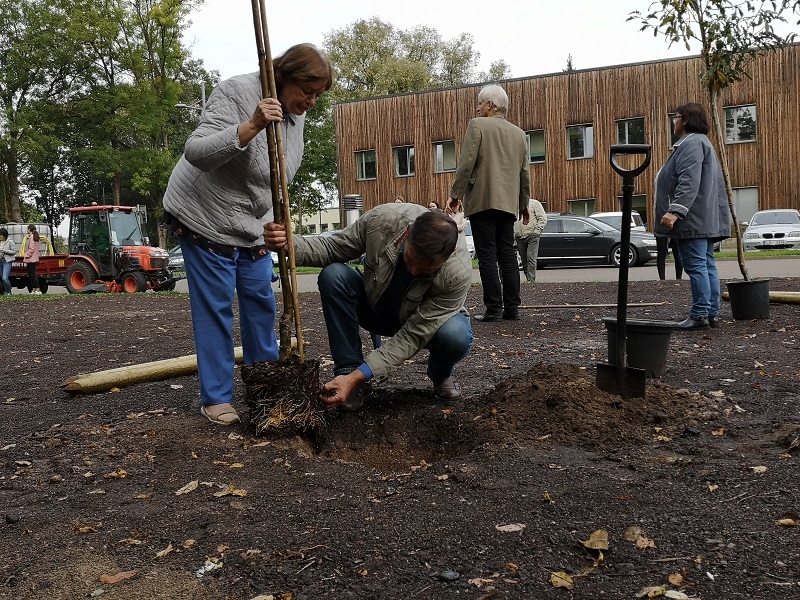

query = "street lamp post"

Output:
[[175, 82, 206, 117]]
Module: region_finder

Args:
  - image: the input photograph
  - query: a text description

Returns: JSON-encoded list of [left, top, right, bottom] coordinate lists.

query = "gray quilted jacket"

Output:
[[163, 72, 306, 247], [293, 203, 472, 381]]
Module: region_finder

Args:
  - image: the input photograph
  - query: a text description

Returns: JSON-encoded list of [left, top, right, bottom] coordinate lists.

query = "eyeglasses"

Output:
[[672, 114, 683, 122]]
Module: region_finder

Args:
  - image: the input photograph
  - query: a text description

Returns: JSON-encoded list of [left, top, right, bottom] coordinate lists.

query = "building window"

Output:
[[567, 198, 596, 215], [725, 105, 756, 143], [320, 223, 329, 233], [355, 150, 377, 180], [567, 124, 594, 159], [616, 118, 645, 144], [332, 222, 341, 230], [668, 113, 680, 146], [526, 129, 545, 163], [393, 146, 415, 177], [433, 141, 456, 173]]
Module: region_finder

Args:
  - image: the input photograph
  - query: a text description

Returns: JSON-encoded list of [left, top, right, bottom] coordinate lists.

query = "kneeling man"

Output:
[[264, 203, 473, 411]]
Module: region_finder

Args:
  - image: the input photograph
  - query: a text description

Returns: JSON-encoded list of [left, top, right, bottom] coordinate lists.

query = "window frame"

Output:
[[667, 113, 681, 147], [392, 145, 416, 178], [615, 117, 645, 145], [433, 140, 457, 173], [355, 149, 377, 181], [567, 198, 596, 216], [566, 124, 594, 160], [525, 129, 546, 163], [724, 104, 757, 144]]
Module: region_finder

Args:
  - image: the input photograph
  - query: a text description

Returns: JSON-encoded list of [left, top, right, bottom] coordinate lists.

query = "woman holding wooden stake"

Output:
[[163, 43, 332, 425]]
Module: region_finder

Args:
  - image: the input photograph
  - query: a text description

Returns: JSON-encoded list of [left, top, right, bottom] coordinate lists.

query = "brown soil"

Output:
[[2, 276, 800, 600]]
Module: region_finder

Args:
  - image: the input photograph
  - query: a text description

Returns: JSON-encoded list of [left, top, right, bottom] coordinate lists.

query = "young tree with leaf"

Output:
[[630, 0, 799, 280]]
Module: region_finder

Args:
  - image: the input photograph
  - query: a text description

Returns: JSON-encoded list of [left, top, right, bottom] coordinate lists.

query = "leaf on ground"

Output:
[[468, 577, 496, 587], [77, 522, 102, 533], [624, 526, 654, 548], [175, 480, 199, 495], [156, 542, 174, 558], [750, 465, 767, 474], [103, 469, 127, 479], [119, 538, 143, 545], [636, 585, 666, 597], [582, 529, 609, 551], [774, 512, 799, 527], [668, 570, 685, 585], [550, 571, 574, 589], [711, 428, 725, 436], [636, 534, 656, 549], [183, 539, 197, 550], [665, 591, 690, 599], [542, 491, 555, 504], [169, 384, 183, 389], [706, 482, 719, 492], [230, 463, 245, 469], [98, 569, 140, 584], [214, 483, 247, 497], [495, 523, 525, 533]]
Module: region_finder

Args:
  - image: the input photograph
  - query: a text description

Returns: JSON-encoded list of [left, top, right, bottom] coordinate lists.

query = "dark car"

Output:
[[537, 214, 658, 268]]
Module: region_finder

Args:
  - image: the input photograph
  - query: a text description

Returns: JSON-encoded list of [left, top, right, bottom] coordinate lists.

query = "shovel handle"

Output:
[[609, 144, 651, 178]]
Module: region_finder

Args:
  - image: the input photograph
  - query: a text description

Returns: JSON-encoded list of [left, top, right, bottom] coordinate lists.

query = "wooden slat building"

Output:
[[333, 44, 800, 228]]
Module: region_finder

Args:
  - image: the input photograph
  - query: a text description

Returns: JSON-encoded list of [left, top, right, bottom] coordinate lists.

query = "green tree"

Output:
[[630, 0, 799, 280]]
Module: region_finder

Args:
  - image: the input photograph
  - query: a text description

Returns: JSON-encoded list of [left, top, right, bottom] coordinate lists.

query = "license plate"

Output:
[[764, 239, 782, 246]]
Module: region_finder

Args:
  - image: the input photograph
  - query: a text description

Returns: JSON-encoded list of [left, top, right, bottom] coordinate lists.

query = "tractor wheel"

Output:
[[121, 271, 148, 293], [66, 262, 98, 293]]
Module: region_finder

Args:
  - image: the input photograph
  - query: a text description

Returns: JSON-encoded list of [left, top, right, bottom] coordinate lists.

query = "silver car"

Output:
[[743, 209, 800, 251]]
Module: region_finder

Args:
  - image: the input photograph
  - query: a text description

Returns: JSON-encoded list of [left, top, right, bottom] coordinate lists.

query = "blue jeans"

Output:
[[1, 258, 10, 294], [317, 263, 473, 383], [180, 237, 279, 407], [675, 238, 720, 318]]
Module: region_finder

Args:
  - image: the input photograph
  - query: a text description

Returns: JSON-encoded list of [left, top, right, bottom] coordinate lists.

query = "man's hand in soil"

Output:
[[263, 222, 287, 250], [319, 370, 366, 410]]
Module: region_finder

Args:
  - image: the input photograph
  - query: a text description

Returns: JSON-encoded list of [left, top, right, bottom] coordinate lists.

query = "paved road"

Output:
[[38, 257, 798, 296]]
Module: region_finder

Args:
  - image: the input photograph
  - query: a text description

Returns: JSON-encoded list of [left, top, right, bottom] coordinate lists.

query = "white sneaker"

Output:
[[32, 290, 42, 295]]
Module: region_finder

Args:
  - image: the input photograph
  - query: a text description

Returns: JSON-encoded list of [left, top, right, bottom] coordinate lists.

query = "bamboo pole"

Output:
[[722, 290, 800, 304], [250, 0, 304, 361]]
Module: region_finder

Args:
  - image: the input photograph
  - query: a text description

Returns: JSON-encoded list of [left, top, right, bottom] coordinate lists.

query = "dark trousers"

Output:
[[656, 236, 683, 280], [26, 262, 39, 290], [470, 209, 520, 316]]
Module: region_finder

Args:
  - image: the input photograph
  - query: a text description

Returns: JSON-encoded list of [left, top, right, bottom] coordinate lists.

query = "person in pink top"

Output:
[[23, 224, 41, 294]]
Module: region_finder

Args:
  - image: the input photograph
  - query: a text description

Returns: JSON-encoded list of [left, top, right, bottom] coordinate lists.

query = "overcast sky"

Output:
[[183, 0, 700, 82]]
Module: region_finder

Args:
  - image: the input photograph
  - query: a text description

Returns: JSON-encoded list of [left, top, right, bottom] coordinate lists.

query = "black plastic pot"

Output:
[[726, 279, 770, 320], [601, 318, 676, 378]]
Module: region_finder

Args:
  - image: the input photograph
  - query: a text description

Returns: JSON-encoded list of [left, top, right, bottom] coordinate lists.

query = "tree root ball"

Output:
[[242, 357, 325, 435]]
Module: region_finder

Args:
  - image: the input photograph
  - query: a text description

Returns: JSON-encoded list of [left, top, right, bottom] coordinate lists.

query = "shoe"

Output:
[[675, 316, 709, 330], [334, 382, 373, 412], [474, 313, 502, 322], [708, 315, 720, 328], [32, 290, 42, 295], [433, 377, 462, 400], [502, 312, 520, 321], [200, 403, 241, 425]]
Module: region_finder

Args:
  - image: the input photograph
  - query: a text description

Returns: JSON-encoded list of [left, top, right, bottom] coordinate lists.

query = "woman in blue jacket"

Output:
[[654, 103, 730, 329]]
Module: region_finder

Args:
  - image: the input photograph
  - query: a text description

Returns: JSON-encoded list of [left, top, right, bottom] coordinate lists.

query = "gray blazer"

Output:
[[653, 133, 730, 241], [449, 114, 531, 218]]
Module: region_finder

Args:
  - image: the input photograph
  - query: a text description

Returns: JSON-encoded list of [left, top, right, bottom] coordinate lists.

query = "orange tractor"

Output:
[[65, 204, 178, 293]]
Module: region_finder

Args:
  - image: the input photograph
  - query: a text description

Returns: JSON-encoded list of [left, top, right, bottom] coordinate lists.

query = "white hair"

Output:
[[478, 84, 508, 113]]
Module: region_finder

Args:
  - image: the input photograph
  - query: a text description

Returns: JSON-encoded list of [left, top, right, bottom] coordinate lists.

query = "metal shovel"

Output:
[[596, 144, 651, 399]]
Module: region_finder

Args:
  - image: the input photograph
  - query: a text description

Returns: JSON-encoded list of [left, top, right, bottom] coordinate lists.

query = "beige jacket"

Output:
[[449, 114, 531, 218], [514, 199, 547, 237]]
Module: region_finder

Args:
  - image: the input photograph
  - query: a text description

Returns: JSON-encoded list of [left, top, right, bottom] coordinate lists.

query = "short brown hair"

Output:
[[408, 211, 458, 262], [273, 43, 333, 93]]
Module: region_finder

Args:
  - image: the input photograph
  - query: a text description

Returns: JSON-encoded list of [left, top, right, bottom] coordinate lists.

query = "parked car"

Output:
[[589, 210, 646, 232], [742, 209, 800, 251], [463, 219, 476, 259], [167, 245, 184, 270], [537, 214, 658, 268]]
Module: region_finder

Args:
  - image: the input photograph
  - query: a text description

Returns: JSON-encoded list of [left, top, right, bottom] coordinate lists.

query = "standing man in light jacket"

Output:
[[514, 198, 547, 282], [264, 204, 474, 412], [448, 84, 530, 322]]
